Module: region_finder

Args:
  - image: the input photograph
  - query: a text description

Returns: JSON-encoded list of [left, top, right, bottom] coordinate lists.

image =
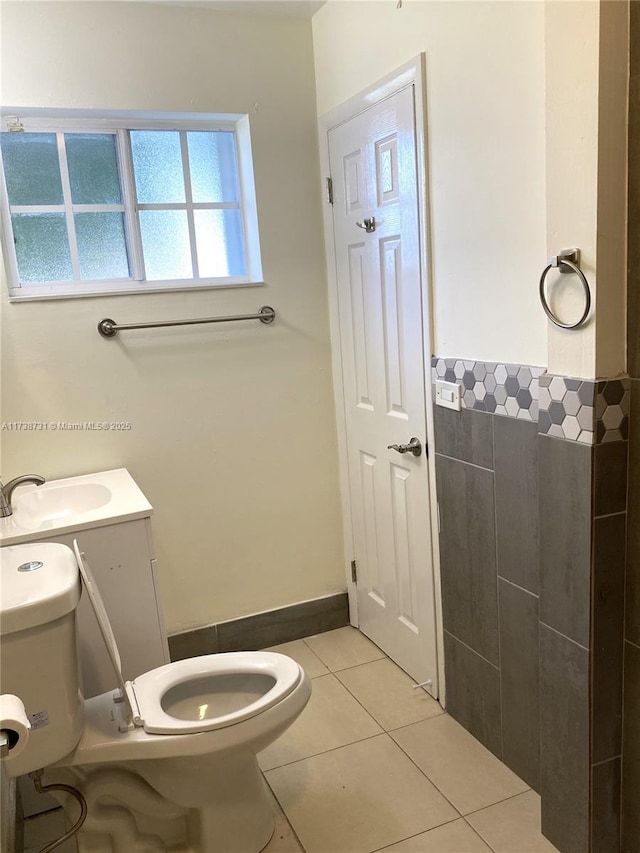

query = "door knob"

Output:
[[387, 437, 422, 457], [356, 217, 376, 233]]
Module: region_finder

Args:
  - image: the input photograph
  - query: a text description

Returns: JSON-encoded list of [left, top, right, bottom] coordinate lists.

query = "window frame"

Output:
[[0, 109, 263, 301]]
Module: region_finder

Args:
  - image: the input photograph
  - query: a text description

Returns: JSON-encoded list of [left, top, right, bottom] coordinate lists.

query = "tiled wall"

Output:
[[432, 375, 541, 790], [624, 7, 640, 850], [432, 358, 630, 853]]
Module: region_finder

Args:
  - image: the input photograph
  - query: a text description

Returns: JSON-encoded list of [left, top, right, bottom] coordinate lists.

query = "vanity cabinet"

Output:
[[48, 517, 169, 697]]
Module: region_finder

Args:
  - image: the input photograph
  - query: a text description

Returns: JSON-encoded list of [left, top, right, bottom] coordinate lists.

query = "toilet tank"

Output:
[[0, 543, 84, 777]]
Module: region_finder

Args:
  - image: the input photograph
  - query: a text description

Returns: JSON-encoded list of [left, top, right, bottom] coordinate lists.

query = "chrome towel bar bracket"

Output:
[[539, 249, 591, 330], [98, 306, 276, 338]]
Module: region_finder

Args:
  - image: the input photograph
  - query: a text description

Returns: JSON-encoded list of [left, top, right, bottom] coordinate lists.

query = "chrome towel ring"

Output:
[[539, 249, 591, 330]]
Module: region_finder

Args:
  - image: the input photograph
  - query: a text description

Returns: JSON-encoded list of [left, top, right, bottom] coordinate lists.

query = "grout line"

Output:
[[461, 819, 500, 853], [593, 509, 627, 521], [443, 629, 501, 671], [497, 575, 539, 599], [325, 654, 388, 675], [539, 621, 590, 653], [434, 451, 494, 473], [368, 816, 463, 853], [461, 816, 501, 853], [592, 754, 622, 769], [492, 419, 504, 761], [384, 709, 447, 734], [390, 727, 532, 832], [262, 775, 307, 852], [462, 787, 532, 819], [261, 730, 387, 773], [387, 732, 465, 818]]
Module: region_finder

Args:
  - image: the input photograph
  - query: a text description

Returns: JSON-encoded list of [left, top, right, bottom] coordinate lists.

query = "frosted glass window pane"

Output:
[[75, 213, 129, 280], [12, 213, 72, 282], [1, 133, 63, 205], [139, 210, 191, 280], [66, 134, 122, 204], [194, 210, 246, 278], [187, 132, 239, 203], [131, 131, 185, 203]]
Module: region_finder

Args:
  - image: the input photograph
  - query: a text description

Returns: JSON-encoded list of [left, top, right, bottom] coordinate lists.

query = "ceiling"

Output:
[[158, 1, 326, 18]]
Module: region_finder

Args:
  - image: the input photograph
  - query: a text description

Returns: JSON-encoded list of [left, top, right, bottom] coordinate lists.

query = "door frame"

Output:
[[318, 55, 445, 703]]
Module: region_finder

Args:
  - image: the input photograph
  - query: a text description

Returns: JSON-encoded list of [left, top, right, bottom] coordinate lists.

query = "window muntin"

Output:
[[0, 114, 261, 299]]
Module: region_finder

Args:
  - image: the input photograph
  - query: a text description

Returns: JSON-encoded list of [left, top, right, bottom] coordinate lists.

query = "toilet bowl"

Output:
[[0, 541, 311, 853]]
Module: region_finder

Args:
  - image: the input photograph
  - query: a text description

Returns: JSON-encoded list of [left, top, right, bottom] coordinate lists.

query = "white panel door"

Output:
[[329, 86, 438, 692]]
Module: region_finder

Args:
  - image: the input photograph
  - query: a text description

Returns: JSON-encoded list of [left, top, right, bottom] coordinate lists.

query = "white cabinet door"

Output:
[[54, 519, 169, 697]]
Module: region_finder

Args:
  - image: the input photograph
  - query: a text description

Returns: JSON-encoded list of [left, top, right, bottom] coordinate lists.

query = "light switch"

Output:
[[435, 379, 462, 411]]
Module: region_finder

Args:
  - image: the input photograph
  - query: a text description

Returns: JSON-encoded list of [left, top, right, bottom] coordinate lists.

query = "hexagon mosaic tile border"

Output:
[[431, 358, 630, 445], [538, 374, 630, 444], [431, 358, 545, 422]]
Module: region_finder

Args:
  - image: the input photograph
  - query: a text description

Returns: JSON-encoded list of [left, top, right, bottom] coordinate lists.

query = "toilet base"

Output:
[[47, 751, 276, 853]]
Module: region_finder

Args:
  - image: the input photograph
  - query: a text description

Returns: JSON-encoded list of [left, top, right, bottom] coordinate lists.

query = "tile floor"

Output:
[[22, 627, 560, 853]]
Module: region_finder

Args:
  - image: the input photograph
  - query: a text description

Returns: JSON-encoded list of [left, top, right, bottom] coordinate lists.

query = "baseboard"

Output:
[[168, 592, 349, 661]]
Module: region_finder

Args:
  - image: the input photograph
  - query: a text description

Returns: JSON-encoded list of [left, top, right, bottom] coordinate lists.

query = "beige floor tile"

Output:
[[304, 626, 386, 671], [466, 790, 560, 852], [374, 818, 493, 852], [337, 658, 444, 731], [263, 785, 305, 853], [391, 714, 529, 815], [258, 674, 383, 771], [266, 734, 459, 853], [264, 639, 330, 678]]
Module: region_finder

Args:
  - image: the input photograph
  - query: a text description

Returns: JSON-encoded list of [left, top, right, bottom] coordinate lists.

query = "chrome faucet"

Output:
[[0, 474, 46, 517]]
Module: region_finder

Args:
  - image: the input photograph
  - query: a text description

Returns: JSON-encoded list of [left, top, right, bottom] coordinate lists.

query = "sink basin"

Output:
[[0, 469, 153, 545], [14, 483, 112, 526]]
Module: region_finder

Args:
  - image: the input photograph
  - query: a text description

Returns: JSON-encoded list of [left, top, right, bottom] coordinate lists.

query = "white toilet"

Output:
[[0, 541, 311, 853]]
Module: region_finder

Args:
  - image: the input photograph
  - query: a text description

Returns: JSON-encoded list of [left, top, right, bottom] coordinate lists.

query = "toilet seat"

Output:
[[72, 541, 302, 736], [131, 652, 302, 734]]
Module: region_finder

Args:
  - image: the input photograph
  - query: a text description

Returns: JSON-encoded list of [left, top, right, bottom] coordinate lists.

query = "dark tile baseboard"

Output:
[[168, 592, 349, 661]]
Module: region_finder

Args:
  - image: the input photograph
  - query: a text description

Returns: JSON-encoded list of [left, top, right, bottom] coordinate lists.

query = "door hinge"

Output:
[[351, 559, 357, 583], [326, 177, 334, 205]]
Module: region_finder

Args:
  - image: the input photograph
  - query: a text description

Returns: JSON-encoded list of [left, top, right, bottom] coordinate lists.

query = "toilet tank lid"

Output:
[[0, 543, 81, 635]]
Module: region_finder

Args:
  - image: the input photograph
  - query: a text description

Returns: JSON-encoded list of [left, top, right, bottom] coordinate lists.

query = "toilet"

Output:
[[0, 541, 311, 853]]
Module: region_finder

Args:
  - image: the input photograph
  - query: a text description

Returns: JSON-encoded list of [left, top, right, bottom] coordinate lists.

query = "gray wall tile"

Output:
[[433, 405, 494, 469], [436, 455, 499, 664], [499, 579, 540, 791], [169, 624, 218, 661], [495, 417, 539, 593], [539, 435, 593, 648], [629, 74, 640, 377], [627, 380, 640, 646], [217, 593, 349, 651], [594, 441, 628, 517], [592, 513, 626, 764], [169, 593, 349, 658], [622, 641, 640, 853], [443, 630, 502, 759], [591, 758, 622, 853], [631, 4, 640, 78], [539, 624, 590, 853]]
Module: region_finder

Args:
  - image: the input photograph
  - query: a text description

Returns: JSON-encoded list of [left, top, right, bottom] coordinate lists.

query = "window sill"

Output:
[[8, 278, 265, 303]]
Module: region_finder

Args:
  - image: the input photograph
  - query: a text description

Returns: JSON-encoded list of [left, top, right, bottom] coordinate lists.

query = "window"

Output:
[[0, 111, 262, 299]]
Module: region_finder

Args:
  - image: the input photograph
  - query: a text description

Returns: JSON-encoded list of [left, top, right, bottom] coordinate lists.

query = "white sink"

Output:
[[14, 483, 112, 527], [0, 469, 153, 545]]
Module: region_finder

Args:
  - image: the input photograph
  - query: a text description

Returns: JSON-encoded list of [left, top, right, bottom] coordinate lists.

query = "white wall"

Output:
[[313, 0, 548, 368], [545, 0, 628, 380], [313, 0, 628, 380], [0, 1, 346, 633]]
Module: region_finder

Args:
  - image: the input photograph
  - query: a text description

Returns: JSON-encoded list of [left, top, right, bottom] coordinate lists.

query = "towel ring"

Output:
[[539, 255, 591, 330]]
